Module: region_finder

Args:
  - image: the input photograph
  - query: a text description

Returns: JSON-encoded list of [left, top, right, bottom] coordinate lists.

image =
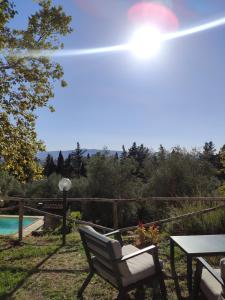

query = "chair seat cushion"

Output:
[[200, 268, 222, 300], [120, 244, 161, 287]]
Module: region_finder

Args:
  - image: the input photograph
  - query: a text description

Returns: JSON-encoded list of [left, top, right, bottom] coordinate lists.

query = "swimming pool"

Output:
[[0, 215, 43, 236]]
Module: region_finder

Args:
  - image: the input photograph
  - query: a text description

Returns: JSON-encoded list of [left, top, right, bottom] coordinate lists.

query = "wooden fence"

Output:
[[1, 196, 225, 244]]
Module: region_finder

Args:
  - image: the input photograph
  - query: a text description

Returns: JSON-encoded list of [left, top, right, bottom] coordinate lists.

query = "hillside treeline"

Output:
[[40, 141, 225, 197], [1, 141, 225, 227]]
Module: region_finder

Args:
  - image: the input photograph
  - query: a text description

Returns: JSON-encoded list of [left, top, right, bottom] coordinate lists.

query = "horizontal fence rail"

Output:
[[1, 196, 225, 243], [75, 220, 113, 233], [5, 196, 225, 202], [24, 206, 62, 219], [119, 202, 225, 233], [0, 205, 18, 212]]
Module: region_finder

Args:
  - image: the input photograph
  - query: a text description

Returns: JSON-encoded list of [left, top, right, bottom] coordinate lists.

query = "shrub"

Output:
[[166, 201, 225, 235]]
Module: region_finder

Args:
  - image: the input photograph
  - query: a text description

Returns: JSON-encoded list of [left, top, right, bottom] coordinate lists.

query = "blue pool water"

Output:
[[0, 217, 37, 235]]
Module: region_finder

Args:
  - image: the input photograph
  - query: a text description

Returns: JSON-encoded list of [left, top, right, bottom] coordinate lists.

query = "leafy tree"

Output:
[[86, 154, 143, 199], [25, 172, 60, 198], [56, 150, 64, 175], [145, 148, 219, 197], [203, 141, 216, 156], [217, 145, 225, 181], [158, 144, 166, 162], [84, 154, 142, 226], [128, 142, 149, 178], [217, 145, 225, 192], [0, 169, 22, 196], [0, 0, 72, 181], [43, 154, 56, 177], [202, 141, 218, 167], [128, 142, 138, 159]]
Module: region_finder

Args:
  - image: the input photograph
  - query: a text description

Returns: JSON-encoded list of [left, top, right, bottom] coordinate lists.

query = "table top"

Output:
[[170, 234, 225, 255]]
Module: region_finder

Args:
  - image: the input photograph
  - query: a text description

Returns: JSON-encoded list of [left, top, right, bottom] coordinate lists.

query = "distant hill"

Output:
[[37, 149, 121, 161]]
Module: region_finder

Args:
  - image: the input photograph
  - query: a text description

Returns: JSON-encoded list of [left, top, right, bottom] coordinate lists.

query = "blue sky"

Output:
[[13, 0, 225, 152]]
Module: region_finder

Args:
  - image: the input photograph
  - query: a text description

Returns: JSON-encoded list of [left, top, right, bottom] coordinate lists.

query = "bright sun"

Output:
[[129, 26, 162, 59]]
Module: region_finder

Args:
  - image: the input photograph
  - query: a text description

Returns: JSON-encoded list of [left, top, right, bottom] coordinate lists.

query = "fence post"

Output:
[[113, 201, 118, 229], [18, 200, 24, 242]]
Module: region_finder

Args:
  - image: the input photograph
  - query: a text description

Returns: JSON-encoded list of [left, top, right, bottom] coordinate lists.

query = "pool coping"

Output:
[[0, 215, 44, 238]]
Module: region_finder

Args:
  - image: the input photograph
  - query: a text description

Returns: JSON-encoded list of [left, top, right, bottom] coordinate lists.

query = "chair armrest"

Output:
[[104, 230, 123, 246], [104, 230, 120, 237], [119, 245, 156, 262], [196, 257, 225, 287]]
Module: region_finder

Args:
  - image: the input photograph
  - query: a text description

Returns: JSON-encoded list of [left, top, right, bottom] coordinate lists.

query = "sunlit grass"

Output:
[[0, 214, 223, 299]]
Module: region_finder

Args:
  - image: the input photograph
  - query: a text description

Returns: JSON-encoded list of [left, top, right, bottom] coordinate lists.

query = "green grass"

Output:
[[0, 226, 223, 299], [0, 231, 196, 300]]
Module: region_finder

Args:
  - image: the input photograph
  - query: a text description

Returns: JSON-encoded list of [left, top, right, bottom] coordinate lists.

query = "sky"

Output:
[[12, 0, 225, 152]]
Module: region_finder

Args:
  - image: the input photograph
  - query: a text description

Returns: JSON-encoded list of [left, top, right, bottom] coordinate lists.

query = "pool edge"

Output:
[[0, 215, 44, 238]]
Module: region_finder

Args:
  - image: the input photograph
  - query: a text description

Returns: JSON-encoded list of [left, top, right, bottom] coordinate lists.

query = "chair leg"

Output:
[[77, 271, 94, 298], [135, 286, 145, 299], [117, 289, 127, 300], [192, 264, 202, 300], [159, 274, 167, 300]]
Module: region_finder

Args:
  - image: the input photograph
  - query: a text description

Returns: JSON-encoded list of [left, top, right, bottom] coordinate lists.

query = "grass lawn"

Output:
[[0, 231, 205, 300]]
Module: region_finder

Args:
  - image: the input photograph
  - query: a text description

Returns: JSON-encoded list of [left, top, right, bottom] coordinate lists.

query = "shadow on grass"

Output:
[[0, 265, 88, 274], [3, 245, 61, 300], [0, 245, 14, 253]]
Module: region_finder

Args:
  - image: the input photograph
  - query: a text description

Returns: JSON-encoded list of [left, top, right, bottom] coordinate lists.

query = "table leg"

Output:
[[187, 255, 193, 294], [170, 238, 175, 271]]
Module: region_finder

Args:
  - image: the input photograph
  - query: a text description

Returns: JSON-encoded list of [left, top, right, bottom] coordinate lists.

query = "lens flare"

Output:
[[128, 2, 179, 33], [3, 15, 225, 59], [164, 16, 225, 41], [129, 26, 162, 59]]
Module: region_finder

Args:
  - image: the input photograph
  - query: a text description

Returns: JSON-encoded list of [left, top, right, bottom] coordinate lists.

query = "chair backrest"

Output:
[[79, 226, 122, 272]]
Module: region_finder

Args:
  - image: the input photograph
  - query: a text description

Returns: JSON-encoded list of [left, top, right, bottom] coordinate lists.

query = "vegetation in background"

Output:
[[0, 0, 72, 181], [2, 140, 225, 228], [166, 200, 225, 235]]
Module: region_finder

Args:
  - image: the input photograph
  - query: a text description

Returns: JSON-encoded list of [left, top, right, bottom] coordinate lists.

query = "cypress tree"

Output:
[[44, 154, 56, 177], [128, 142, 138, 159], [64, 154, 73, 177], [114, 152, 119, 160], [70, 142, 86, 177], [128, 142, 149, 178], [202, 141, 218, 167], [120, 145, 127, 160], [56, 151, 64, 175]]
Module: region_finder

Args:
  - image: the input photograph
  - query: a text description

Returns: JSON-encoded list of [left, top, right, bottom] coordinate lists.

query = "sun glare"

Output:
[[129, 26, 162, 59]]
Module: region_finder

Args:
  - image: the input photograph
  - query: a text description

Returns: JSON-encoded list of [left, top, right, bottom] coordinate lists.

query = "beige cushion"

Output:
[[119, 244, 159, 287], [201, 268, 222, 300]]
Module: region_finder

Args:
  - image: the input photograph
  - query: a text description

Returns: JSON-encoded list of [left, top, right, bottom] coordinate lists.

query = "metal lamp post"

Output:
[[58, 178, 72, 245]]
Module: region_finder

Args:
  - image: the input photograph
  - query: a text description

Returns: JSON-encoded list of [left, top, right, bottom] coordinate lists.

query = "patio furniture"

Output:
[[193, 257, 225, 300], [78, 225, 167, 299], [170, 235, 225, 294]]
